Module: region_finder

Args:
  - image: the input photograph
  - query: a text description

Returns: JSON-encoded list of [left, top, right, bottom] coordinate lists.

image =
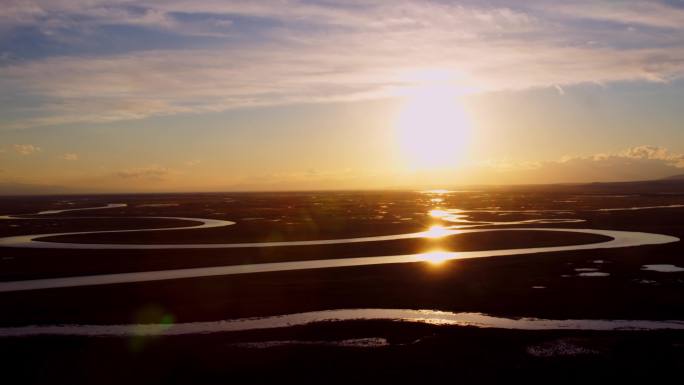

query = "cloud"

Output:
[[61, 153, 79, 161], [554, 85, 565, 96], [13, 144, 41, 155], [547, 1, 684, 30], [478, 159, 542, 171], [620, 145, 684, 166], [115, 165, 170, 181], [477, 145, 684, 184], [0, 0, 175, 32], [2, 1, 684, 128]]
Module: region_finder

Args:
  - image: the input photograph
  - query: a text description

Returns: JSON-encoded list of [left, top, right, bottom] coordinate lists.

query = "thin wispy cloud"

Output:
[[2, 1, 684, 129], [13, 144, 41, 155], [61, 153, 79, 161], [547, 1, 684, 30], [478, 145, 684, 184], [116, 165, 170, 181]]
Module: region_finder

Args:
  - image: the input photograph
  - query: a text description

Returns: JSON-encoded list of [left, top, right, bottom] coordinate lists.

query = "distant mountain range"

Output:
[[661, 174, 684, 181], [493, 174, 684, 194], [0, 183, 81, 196]]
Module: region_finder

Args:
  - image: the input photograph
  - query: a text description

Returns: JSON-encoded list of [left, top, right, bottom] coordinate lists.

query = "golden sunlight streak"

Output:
[[423, 225, 451, 238], [428, 209, 449, 218], [395, 72, 471, 170], [419, 250, 456, 265], [421, 189, 453, 194]]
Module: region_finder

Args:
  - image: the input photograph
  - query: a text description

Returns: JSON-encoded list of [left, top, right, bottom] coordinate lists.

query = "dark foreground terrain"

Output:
[[3, 324, 684, 384], [0, 187, 683, 384]]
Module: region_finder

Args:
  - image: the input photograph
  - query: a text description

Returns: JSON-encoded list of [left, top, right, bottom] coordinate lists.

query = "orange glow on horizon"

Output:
[[421, 189, 452, 194]]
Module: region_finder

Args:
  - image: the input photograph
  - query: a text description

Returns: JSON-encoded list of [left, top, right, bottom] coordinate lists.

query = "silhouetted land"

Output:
[[1, 186, 683, 384]]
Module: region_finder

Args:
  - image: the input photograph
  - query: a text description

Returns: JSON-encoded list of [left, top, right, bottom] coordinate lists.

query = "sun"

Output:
[[395, 73, 471, 170]]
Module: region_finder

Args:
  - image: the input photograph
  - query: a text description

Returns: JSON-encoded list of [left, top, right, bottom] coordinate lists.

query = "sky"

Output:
[[1, 0, 684, 193]]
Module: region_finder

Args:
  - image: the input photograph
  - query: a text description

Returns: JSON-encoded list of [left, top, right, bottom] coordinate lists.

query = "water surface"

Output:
[[0, 204, 678, 292], [1, 308, 683, 337]]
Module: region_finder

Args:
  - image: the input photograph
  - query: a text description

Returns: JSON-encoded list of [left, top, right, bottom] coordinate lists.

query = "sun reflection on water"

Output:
[[429, 209, 449, 218], [421, 189, 452, 194], [419, 250, 455, 265], [428, 208, 469, 225], [422, 225, 452, 238]]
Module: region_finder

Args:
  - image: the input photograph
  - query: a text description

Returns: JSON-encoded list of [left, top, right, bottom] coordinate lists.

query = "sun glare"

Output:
[[428, 209, 449, 218], [419, 250, 455, 265], [396, 71, 471, 170], [421, 189, 453, 194], [423, 225, 452, 238]]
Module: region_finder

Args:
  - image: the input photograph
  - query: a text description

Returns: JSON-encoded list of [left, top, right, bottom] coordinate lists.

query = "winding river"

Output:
[[0, 203, 679, 292], [1, 308, 684, 337], [0, 202, 682, 335]]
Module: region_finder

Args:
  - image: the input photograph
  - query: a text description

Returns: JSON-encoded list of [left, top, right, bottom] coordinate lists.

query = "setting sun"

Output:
[[396, 75, 471, 171]]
